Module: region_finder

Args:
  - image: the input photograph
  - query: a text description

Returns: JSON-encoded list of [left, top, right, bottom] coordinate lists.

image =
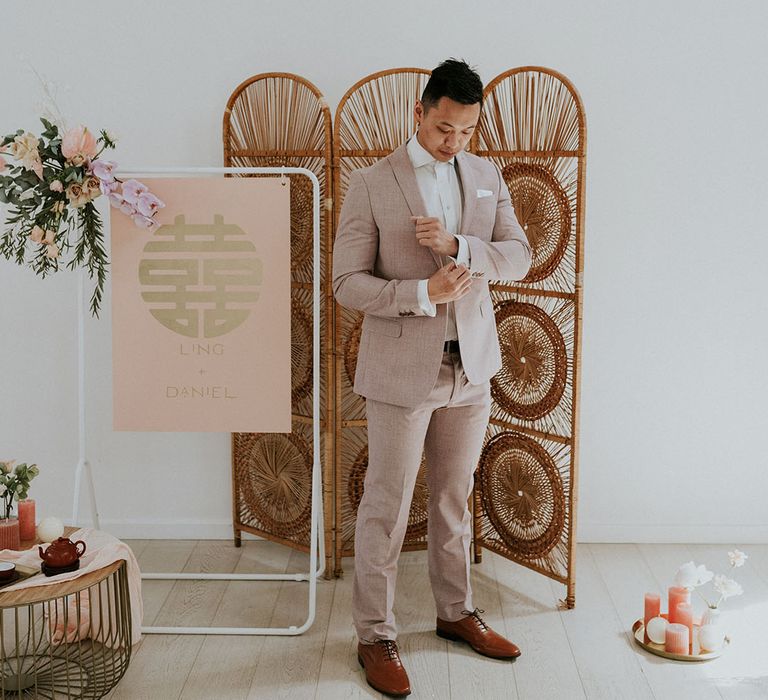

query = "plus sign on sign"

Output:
[[111, 177, 292, 433]]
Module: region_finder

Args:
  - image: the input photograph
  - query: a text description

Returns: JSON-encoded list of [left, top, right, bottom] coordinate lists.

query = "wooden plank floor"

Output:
[[105, 541, 768, 699]]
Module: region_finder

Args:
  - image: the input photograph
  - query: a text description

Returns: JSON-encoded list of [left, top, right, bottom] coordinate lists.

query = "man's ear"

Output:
[[414, 100, 423, 125]]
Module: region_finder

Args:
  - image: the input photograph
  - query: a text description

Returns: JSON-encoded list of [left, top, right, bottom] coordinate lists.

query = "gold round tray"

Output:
[[632, 618, 730, 662]]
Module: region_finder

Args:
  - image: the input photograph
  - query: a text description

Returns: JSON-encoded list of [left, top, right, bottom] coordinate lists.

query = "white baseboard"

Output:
[[68, 519, 264, 541], [577, 522, 768, 544], [68, 518, 767, 544]]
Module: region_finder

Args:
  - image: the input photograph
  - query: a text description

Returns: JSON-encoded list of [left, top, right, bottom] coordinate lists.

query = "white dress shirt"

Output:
[[406, 132, 470, 341]]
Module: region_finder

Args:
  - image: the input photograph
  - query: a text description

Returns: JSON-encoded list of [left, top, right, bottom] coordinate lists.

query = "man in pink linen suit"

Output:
[[332, 58, 532, 697]]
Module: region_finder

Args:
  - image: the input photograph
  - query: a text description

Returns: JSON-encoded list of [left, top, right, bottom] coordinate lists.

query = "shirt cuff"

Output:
[[448, 235, 471, 270], [454, 234, 470, 266], [417, 279, 437, 316]]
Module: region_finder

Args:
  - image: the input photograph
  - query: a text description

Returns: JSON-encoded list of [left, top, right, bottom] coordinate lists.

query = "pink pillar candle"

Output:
[[18, 499, 36, 541], [644, 593, 661, 642], [675, 602, 693, 651], [668, 587, 690, 624], [665, 622, 690, 655], [0, 518, 20, 551]]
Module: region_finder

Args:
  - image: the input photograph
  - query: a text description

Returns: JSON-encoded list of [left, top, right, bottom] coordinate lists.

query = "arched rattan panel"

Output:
[[332, 68, 431, 574], [223, 73, 334, 573], [471, 67, 586, 607]]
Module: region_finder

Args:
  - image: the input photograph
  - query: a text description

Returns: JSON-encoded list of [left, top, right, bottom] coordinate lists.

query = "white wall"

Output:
[[1, 0, 766, 542]]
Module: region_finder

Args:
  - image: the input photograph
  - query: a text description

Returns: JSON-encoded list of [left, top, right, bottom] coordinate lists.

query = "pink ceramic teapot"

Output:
[[39, 537, 86, 567]]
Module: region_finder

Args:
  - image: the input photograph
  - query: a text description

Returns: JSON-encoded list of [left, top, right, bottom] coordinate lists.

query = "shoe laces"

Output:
[[374, 639, 400, 661], [461, 608, 488, 631]]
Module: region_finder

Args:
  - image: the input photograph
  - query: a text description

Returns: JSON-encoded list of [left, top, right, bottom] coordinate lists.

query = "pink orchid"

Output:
[[50, 180, 64, 193], [107, 193, 124, 208], [100, 178, 119, 196], [61, 126, 98, 166], [136, 192, 165, 217], [120, 179, 148, 205], [90, 159, 116, 182], [131, 213, 159, 232], [119, 200, 137, 216]]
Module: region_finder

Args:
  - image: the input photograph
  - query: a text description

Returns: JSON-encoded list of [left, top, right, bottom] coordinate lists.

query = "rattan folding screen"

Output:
[[471, 67, 585, 607], [223, 74, 335, 576], [225, 67, 585, 603], [332, 69, 433, 574]]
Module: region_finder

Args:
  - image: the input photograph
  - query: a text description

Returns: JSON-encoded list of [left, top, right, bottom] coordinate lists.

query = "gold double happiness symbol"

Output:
[[139, 214, 263, 338]]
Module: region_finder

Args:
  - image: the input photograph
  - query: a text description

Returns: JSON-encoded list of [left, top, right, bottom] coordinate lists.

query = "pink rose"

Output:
[[0, 156, 6, 172], [29, 226, 45, 243], [50, 180, 64, 192], [43, 230, 55, 245], [90, 159, 116, 181], [136, 192, 165, 217], [45, 243, 60, 259], [121, 179, 148, 204], [61, 126, 98, 166], [84, 175, 102, 198], [31, 157, 43, 179], [66, 183, 91, 208]]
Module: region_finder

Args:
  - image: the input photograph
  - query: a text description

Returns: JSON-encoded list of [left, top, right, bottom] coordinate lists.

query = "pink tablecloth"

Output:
[[0, 527, 143, 645]]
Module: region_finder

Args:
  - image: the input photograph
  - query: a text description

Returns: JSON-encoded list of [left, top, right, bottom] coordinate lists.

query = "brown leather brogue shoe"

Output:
[[436, 608, 522, 660], [357, 639, 411, 697]]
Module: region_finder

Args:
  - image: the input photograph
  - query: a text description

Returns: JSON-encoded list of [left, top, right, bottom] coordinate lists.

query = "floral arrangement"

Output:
[[674, 549, 747, 611], [0, 460, 39, 520], [0, 119, 164, 316]]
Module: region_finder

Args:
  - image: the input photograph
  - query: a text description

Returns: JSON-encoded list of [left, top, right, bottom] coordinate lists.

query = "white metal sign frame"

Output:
[[74, 166, 324, 636]]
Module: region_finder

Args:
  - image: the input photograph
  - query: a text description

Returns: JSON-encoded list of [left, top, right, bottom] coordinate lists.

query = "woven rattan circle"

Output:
[[249, 157, 313, 272], [491, 300, 567, 421], [343, 317, 363, 386], [347, 446, 429, 541], [501, 163, 571, 282], [235, 432, 312, 539], [291, 303, 313, 404], [478, 431, 565, 559]]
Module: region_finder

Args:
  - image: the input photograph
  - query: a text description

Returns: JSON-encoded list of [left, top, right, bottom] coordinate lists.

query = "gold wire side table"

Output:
[[0, 559, 132, 698]]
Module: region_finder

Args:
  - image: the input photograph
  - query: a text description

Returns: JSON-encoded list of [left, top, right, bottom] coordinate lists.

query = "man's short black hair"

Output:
[[421, 58, 483, 112]]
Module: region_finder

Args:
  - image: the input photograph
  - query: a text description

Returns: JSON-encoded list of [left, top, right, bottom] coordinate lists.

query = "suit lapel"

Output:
[[455, 150, 477, 237], [388, 144, 442, 270]]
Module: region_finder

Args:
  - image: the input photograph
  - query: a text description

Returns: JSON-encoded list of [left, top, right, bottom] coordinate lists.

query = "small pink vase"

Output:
[[0, 518, 20, 551]]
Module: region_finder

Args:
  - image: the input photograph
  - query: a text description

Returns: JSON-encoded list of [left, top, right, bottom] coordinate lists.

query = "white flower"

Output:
[[674, 561, 714, 589], [728, 549, 748, 568], [713, 574, 743, 600]]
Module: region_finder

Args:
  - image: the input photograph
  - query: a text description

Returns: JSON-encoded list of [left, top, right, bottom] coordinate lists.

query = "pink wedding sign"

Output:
[[111, 177, 291, 432]]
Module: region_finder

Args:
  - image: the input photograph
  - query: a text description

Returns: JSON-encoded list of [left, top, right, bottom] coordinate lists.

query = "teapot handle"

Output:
[[75, 540, 86, 557]]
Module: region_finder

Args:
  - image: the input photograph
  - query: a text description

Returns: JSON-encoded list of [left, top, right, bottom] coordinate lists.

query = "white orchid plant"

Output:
[[674, 550, 747, 610]]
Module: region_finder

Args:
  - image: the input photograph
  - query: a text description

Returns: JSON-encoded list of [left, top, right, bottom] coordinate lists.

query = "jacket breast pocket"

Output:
[[364, 315, 402, 337]]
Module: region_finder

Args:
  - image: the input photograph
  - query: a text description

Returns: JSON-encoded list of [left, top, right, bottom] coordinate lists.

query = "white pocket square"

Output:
[[476, 189, 493, 198]]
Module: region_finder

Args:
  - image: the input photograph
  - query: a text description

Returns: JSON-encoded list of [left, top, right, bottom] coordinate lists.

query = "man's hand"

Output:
[[427, 261, 472, 304], [412, 216, 459, 256]]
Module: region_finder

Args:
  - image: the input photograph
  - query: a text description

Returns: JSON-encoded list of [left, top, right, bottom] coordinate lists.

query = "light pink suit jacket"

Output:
[[332, 143, 532, 408]]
